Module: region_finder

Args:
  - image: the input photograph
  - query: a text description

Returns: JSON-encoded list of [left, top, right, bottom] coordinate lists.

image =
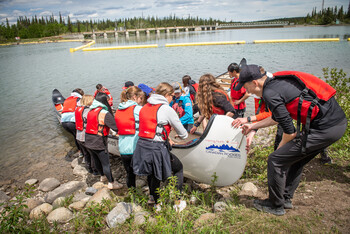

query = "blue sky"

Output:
[[0, 0, 348, 25]]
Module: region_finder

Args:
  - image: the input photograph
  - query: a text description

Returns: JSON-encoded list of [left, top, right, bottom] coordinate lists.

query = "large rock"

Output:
[[136, 179, 146, 188], [73, 165, 88, 177], [239, 182, 258, 197], [106, 202, 133, 228], [194, 213, 216, 227], [87, 188, 112, 205], [45, 181, 87, 204], [25, 179, 38, 186], [39, 178, 61, 192], [25, 198, 44, 213], [0, 190, 10, 203], [29, 203, 53, 219], [85, 187, 98, 196], [213, 202, 228, 213], [47, 207, 73, 223]]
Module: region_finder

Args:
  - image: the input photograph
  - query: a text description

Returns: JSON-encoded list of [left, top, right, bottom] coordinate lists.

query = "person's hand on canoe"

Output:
[[231, 117, 248, 128]]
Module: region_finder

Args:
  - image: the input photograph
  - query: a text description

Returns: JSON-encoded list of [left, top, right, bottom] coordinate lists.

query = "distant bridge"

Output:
[[83, 21, 290, 39]]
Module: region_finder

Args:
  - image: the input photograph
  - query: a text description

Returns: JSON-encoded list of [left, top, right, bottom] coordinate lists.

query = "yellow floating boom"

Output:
[[254, 38, 340, 43], [348, 38, 350, 41], [82, 44, 158, 51], [70, 40, 95, 53], [165, 41, 246, 47]]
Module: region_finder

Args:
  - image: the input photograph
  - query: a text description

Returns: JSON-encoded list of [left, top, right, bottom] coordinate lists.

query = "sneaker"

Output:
[[100, 175, 108, 182], [81, 158, 86, 164], [147, 195, 155, 205], [86, 167, 93, 174], [107, 181, 123, 190], [320, 150, 332, 165], [173, 200, 187, 212], [284, 199, 293, 209], [253, 199, 285, 216]]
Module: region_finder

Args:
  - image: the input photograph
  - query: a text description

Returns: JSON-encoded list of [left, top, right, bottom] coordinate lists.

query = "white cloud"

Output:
[[30, 8, 43, 11], [39, 11, 53, 16]]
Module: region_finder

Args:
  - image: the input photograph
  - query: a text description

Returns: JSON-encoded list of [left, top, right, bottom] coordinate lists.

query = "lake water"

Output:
[[0, 25, 349, 181]]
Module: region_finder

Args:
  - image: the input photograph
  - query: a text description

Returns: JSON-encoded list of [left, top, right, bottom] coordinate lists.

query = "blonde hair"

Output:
[[120, 86, 143, 102], [80, 95, 94, 106], [197, 73, 225, 119], [155, 82, 174, 97]]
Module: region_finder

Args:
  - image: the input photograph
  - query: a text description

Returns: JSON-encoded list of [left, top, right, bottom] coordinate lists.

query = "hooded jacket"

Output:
[[61, 92, 82, 123], [145, 94, 188, 142], [84, 99, 118, 151], [116, 100, 142, 155], [170, 93, 194, 125]]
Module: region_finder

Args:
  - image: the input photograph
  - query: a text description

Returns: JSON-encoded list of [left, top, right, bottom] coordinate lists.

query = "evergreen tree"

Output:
[[67, 15, 72, 32]]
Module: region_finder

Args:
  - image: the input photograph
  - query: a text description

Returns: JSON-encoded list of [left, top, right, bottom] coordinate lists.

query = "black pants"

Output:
[[77, 141, 96, 172], [274, 124, 329, 160], [148, 153, 184, 203], [233, 108, 245, 119], [121, 154, 136, 188], [267, 118, 347, 208], [62, 121, 81, 151], [86, 148, 114, 183]]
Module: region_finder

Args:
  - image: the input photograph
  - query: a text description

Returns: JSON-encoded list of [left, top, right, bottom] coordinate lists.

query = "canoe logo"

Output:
[[205, 144, 241, 159]]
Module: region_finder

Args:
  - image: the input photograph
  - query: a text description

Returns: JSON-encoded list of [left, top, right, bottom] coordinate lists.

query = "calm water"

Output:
[[0, 25, 349, 180]]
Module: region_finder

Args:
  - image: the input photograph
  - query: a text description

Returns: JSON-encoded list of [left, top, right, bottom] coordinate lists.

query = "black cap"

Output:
[[234, 64, 265, 91], [123, 81, 134, 90]]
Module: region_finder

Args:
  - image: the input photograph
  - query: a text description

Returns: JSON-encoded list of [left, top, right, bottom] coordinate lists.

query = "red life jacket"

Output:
[[189, 83, 199, 101], [115, 105, 138, 135], [230, 77, 246, 110], [273, 71, 336, 154], [85, 107, 110, 136], [212, 89, 230, 115], [62, 96, 78, 113], [75, 106, 88, 131], [172, 101, 185, 118], [273, 71, 336, 124], [138, 103, 171, 140], [94, 87, 114, 106]]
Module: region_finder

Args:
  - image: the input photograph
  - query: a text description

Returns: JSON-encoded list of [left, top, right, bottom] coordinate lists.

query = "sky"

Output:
[[0, 0, 349, 25]]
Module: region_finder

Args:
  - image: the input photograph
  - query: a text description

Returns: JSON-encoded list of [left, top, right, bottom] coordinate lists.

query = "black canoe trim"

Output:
[[52, 89, 65, 105]]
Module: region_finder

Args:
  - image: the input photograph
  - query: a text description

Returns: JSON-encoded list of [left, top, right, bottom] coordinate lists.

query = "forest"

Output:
[[1, 5, 349, 42]]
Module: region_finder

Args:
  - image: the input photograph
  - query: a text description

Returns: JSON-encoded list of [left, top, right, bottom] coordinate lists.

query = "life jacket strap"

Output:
[[301, 97, 319, 155]]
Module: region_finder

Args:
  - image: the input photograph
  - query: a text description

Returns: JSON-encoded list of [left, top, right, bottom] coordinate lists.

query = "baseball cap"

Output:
[[122, 81, 134, 90], [172, 83, 181, 93], [234, 64, 265, 91]]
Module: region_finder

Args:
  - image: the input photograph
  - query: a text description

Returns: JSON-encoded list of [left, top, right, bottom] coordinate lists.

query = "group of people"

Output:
[[59, 59, 346, 215]]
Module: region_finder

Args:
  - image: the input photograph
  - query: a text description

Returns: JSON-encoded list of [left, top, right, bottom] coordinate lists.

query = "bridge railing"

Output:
[[219, 21, 289, 27]]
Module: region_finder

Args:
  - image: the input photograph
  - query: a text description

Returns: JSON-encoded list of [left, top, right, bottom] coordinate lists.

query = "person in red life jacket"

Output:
[[132, 82, 188, 210], [84, 92, 123, 190], [228, 59, 250, 118], [115, 86, 144, 188], [182, 75, 199, 114], [94, 84, 113, 106], [75, 95, 98, 174], [170, 83, 194, 132], [235, 64, 347, 216], [190, 73, 235, 134], [61, 88, 84, 155]]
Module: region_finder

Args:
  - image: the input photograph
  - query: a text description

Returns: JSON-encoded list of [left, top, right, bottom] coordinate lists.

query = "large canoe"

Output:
[[52, 87, 246, 186]]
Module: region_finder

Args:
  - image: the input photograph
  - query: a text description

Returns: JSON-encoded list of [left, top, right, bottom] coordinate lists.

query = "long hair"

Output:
[[155, 82, 174, 97], [120, 86, 143, 102], [197, 73, 224, 119], [95, 92, 113, 115]]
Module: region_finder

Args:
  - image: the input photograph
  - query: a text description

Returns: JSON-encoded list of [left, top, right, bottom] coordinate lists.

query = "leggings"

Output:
[[77, 141, 96, 172], [121, 154, 136, 188], [86, 148, 114, 183], [148, 153, 184, 203], [62, 121, 81, 151]]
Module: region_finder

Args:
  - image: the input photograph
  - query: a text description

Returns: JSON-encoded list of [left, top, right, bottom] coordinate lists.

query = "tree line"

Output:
[[1, 5, 349, 42]]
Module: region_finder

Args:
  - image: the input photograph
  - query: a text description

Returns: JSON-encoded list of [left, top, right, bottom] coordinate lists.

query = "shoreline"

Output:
[[1, 24, 349, 46]]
